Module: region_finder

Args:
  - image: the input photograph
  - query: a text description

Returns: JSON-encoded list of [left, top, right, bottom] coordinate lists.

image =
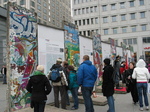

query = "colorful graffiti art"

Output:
[[64, 21, 80, 69], [92, 33, 102, 77], [8, 3, 38, 110], [109, 38, 116, 60]]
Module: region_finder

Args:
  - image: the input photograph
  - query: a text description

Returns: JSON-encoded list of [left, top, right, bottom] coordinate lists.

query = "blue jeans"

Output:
[[107, 96, 115, 112], [137, 83, 149, 107], [81, 86, 94, 112], [70, 87, 79, 109], [33, 100, 46, 112], [3, 74, 7, 84]]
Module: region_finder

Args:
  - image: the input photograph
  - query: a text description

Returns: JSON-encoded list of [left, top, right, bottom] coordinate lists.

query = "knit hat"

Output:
[[56, 58, 62, 63], [37, 65, 44, 71]]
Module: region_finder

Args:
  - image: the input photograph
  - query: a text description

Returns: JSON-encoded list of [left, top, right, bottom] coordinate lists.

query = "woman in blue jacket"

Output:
[[68, 65, 79, 110]]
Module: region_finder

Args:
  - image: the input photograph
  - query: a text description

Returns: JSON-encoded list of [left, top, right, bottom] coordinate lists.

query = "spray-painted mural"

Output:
[[8, 2, 38, 110], [64, 21, 80, 69], [92, 33, 102, 77], [109, 38, 116, 60]]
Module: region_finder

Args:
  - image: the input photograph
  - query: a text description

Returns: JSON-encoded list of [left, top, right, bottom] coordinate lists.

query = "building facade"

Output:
[[72, 0, 150, 63], [0, 0, 71, 28]]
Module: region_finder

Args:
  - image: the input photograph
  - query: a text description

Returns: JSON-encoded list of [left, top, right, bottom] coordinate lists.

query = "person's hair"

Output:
[[56, 58, 62, 63], [104, 58, 110, 65], [63, 61, 68, 66], [83, 55, 89, 61], [37, 65, 44, 72], [129, 62, 135, 67], [121, 61, 125, 64], [68, 65, 74, 71]]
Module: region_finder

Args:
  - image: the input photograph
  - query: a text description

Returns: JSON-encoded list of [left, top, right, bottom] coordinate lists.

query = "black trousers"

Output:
[[53, 85, 66, 109], [33, 101, 46, 112], [130, 83, 139, 103]]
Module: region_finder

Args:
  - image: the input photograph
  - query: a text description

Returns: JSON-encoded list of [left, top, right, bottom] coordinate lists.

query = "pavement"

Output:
[[1, 78, 150, 112]]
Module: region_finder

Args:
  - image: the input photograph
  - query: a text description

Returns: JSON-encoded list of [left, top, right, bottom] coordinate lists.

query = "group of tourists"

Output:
[[26, 54, 150, 112]]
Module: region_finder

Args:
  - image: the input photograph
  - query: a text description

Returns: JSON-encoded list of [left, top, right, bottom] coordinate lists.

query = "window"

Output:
[[83, 19, 85, 25], [87, 19, 89, 25], [139, 0, 144, 6], [143, 37, 150, 43], [91, 18, 93, 24], [131, 26, 136, 32], [133, 38, 137, 44], [140, 12, 145, 18], [43, 3, 47, 7], [121, 14, 126, 21], [43, 15, 47, 20], [31, 1, 35, 7], [94, 6, 97, 12], [120, 2, 125, 9], [79, 31, 82, 35], [113, 28, 117, 34], [88, 30, 90, 36], [37, 0, 41, 4], [37, 12, 41, 17], [90, 7, 93, 13], [79, 20, 81, 26], [95, 17, 98, 24], [128, 39, 132, 44], [102, 5, 107, 11], [75, 21, 77, 25], [130, 13, 135, 19], [141, 24, 146, 31], [43, 9, 47, 14], [123, 39, 127, 44], [104, 29, 108, 35], [83, 31, 86, 36], [115, 40, 118, 46], [111, 4, 116, 10], [78, 9, 81, 15], [103, 17, 108, 23], [112, 16, 117, 22], [82, 8, 85, 14], [130, 1, 134, 7], [74, 9, 77, 15], [20, 0, 25, 5], [96, 29, 99, 34], [37, 5, 41, 10], [86, 7, 89, 13], [122, 27, 127, 33]]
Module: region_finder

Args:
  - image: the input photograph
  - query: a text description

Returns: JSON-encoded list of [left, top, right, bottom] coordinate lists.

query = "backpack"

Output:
[[49, 68, 61, 82]]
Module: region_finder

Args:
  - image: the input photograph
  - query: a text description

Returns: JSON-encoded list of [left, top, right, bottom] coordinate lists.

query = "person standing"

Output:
[[26, 65, 52, 112], [1, 65, 7, 84], [113, 55, 121, 89], [124, 62, 138, 104], [77, 55, 97, 112], [102, 58, 115, 112], [68, 65, 79, 110], [132, 59, 150, 111], [49, 58, 68, 109]]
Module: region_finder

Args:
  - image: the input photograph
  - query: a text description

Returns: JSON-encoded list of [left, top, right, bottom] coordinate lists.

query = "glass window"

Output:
[[90, 7, 93, 13], [86, 7, 89, 13], [94, 6, 97, 12], [37, 5, 41, 10], [111, 4, 116, 10], [102, 5, 107, 11], [130, 13, 135, 19], [87, 19, 89, 25], [78, 9, 81, 15], [104, 29, 108, 35], [83, 31, 86, 36], [131, 26, 136, 32], [143, 37, 150, 43], [112, 16, 117, 22], [82, 8, 85, 14], [74, 9, 77, 15], [141, 24, 146, 31], [123, 39, 127, 45], [121, 14, 126, 21], [43, 9, 47, 14], [133, 38, 137, 44], [91, 18, 93, 24], [88, 30, 90, 36], [103, 17, 108, 23], [120, 2, 125, 9], [4, 0, 8, 2], [37, 12, 41, 17], [96, 29, 99, 34], [79, 20, 81, 26], [43, 15, 47, 20], [122, 27, 127, 33], [83, 19, 85, 25], [95, 17, 98, 24], [128, 39, 132, 44], [140, 12, 145, 18], [75, 21, 77, 25], [37, 0, 41, 4], [43, 3, 47, 7], [139, 0, 144, 6], [31, 1, 35, 7], [20, 0, 25, 5], [130, 1, 134, 7], [113, 28, 117, 34]]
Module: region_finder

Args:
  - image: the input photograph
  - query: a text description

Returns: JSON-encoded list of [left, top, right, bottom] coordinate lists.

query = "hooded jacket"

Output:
[[26, 71, 52, 102], [77, 60, 97, 87], [132, 59, 150, 82]]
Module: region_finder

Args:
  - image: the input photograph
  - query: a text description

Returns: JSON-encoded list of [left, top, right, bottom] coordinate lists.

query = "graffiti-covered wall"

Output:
[[8, 2, 38, 110], [64, 21, 80, 69]]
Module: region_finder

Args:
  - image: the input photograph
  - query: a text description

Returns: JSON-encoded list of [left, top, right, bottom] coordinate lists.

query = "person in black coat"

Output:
[[1, 65, 7, 84], [124, 62, 138, 104], [102, 58, 115, 112], [26, 65, 52, 112]]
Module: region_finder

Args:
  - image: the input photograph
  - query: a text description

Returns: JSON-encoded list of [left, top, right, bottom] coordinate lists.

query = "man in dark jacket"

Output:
[[1, 65, 7, 84], [77, 55, 97, 112], [102, 58, 115, 112], [26, 65, 51, 112]]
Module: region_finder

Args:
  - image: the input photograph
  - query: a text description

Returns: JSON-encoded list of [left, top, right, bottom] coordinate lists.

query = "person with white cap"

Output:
[[26, 65, 52, 112]]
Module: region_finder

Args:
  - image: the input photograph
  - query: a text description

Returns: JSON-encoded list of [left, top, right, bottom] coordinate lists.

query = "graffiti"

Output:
[[8, 3, 38, 110], [109, 38, 116, 60], [64, 22, 80, 69], [92, 33, 102, 77]]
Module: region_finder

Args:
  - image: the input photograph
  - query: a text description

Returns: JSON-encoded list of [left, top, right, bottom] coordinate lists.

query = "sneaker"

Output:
[[146, 106, 149, 110], [140, 107, 144, 111], [71, 107, 78, 110]]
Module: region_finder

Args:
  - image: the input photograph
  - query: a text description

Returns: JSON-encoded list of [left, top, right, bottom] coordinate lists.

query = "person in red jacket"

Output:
[[120, 61, 126, 81]]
